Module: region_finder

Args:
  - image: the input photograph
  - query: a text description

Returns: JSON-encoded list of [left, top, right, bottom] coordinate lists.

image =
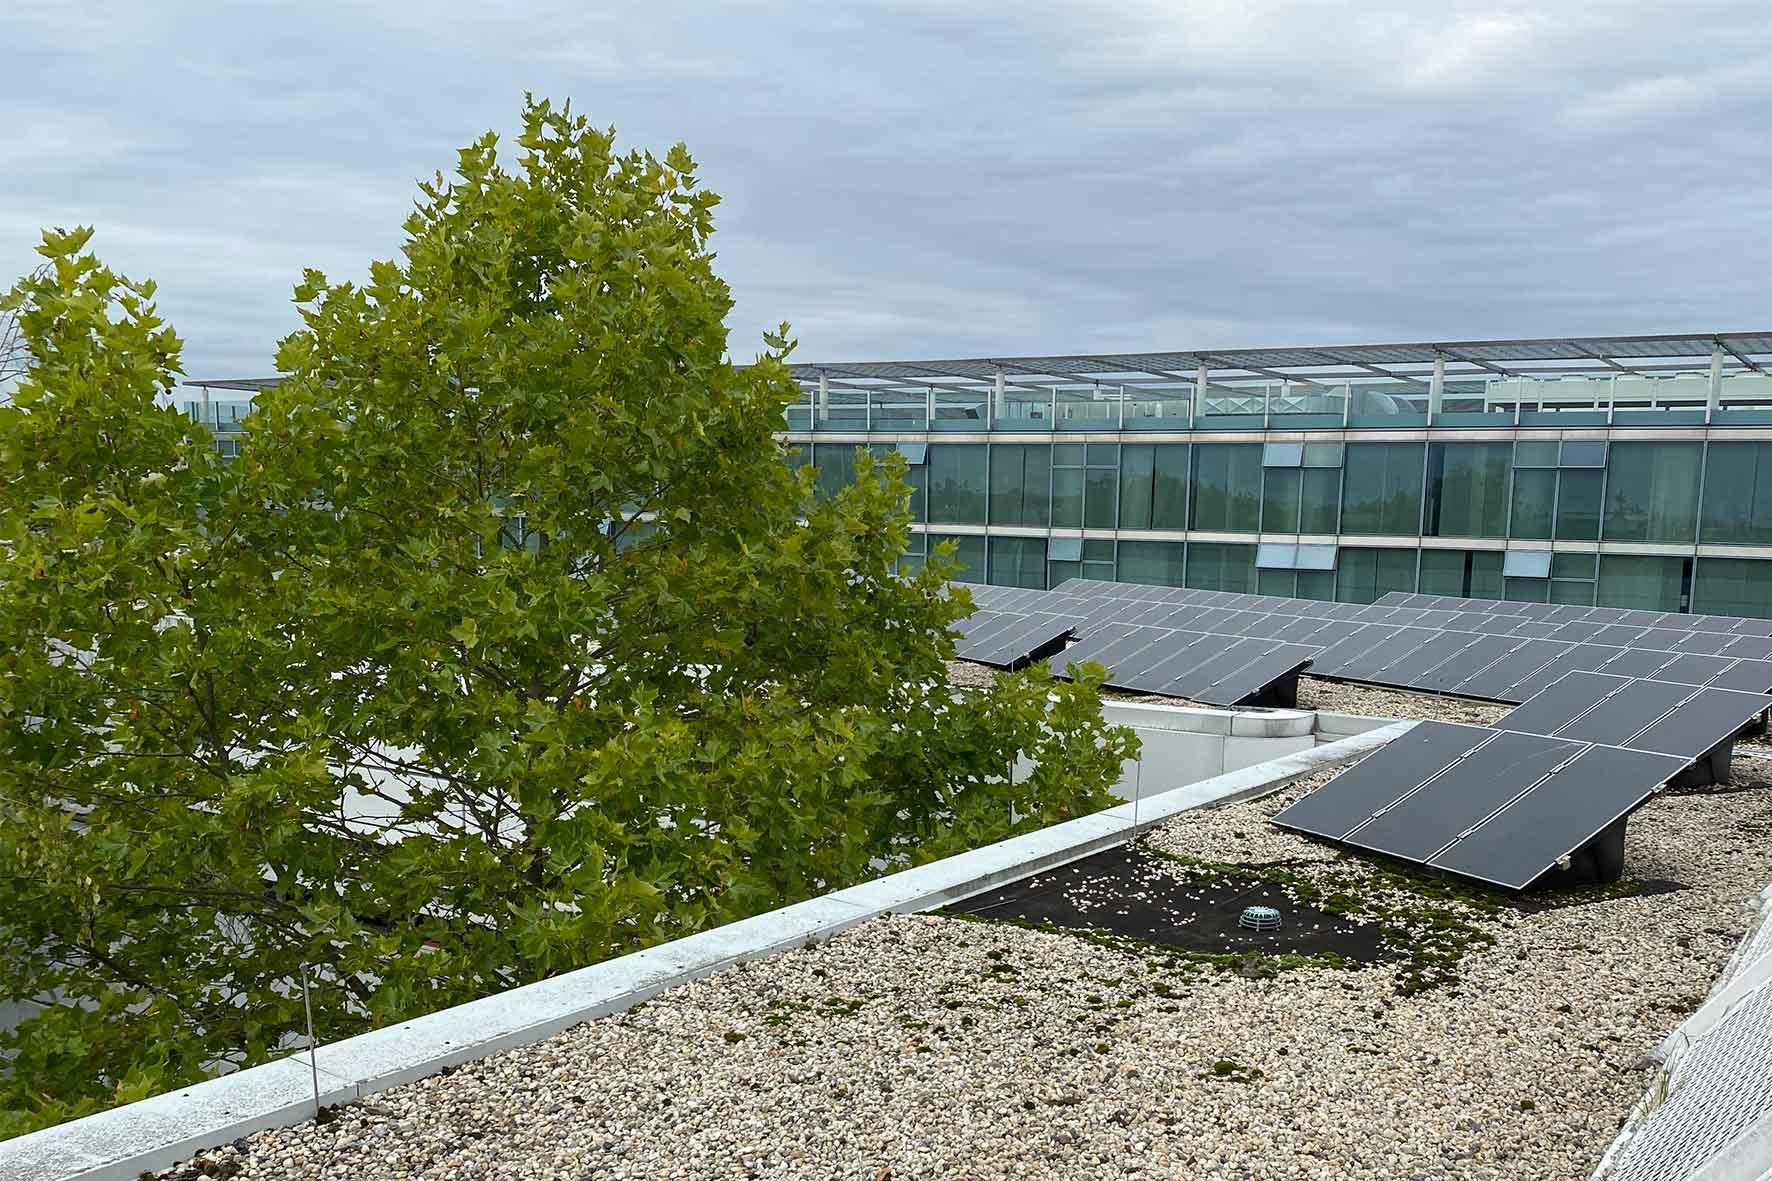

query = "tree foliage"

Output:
[[0, 98, 1136, 1135]]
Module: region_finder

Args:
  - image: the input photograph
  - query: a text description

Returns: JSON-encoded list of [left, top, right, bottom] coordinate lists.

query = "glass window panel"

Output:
[[1597, 555, 1687, 611], [868, 443, 927, 521], [1295, 544, 1337, 571], [1551, 552, 1596, 580], [926, 445, 987, 524], [988, 537, 1048, 589], [1302, 442, 1344, 468], [1117, 444, 1155, 530], [1693, 558, 1772, 619], [1261, 468, 1302, 532], [1051, 466, 1084, 528], [1052, 443, 1084, 466], [1417, 549, 1504, 597], [1085, 443, 1120, 466], [1556, 469, 1602, 540], [1082, 539, 1115, 563], [896, 442, 928, 465], [1603, 442, 1702, 543], [1418, 549, 1469, 596], [1700, 443, 1772, 544], [1116, 540, 1185, 587], [1257, 568, 1297, 597], [1558, 440, 1607, 467], [987, 444, 1050, 527], [1504, 577, 1550, 603], [1426, 442, 1511, 538], [1502, 550, 1552, 578], [1120, 443, 1189, 531], [1184, 542, 1256, 592], [813, 442, 860, 501], [1341, 443, 1424, 535], [929, 533, 986, 583], [1255, 543, 1297, 569], [1335, 547, 1417, 604], [1549, 579, 1595, 606], [1300, 468, 1341, 533], [1084, 466, 1118, 528], [1189, 443, 1263, 531], [1470, 551, 1504, 599], [1297, 570, 1337, 600], [1046, 559, 1079, 585], [1510, 469, 1555, 539], [1514, 440, 1560, 468], [1047, 536, 1083, 562], [1262, 442, 1303, 467]]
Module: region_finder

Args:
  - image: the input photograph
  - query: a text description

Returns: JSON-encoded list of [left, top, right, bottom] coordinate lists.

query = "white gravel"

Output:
[[1294, 678, 1513, 726], [155, 766, 1772, 1181]]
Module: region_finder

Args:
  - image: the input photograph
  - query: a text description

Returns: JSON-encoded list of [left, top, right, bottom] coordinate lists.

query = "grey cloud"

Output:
[[4, 1, 1771, 380]]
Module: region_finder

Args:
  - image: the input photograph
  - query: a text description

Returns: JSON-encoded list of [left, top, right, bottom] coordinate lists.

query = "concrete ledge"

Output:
[[1230, 711, 1315, 739], [4, 1058, 356, 1181], [1100, 699, 1234, 735], [0, 722, 1407, 1181]]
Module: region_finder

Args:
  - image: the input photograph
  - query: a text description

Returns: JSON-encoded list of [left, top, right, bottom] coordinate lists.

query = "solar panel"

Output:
[[1345, 731, 1584, 862], [1115, 630, 1217, 685], [1673, 630, 1739, 656], [1649, 653, 1737, 688], [1271, 722, 1488, 840], [1496, 671, 1630, 737], [951, 610, 1074, 668], [1359, 631, 1484, 688], [1426, 745, 1685, 889], [1725, 637, 1772, 661], [1625, 688, 1771, 759], [1553, 678, 1694, 747], [1495, 672, 1771, 788], [1167, 640, 1314, 707], [971, 581, 1772, 719], [1708, 659, 1772, 693], [1411, 634, 1524, 693]]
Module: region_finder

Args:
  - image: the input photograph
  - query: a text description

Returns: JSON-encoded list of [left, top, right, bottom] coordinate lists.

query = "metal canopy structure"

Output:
[[785, 331, 1772, 394]]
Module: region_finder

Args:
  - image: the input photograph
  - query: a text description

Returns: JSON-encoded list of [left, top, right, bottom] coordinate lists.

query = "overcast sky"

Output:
[[5, 2, 1771, 381]]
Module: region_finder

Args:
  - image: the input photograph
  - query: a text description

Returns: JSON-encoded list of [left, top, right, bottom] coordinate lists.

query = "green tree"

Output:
[[0, 99, 1135, 1136]]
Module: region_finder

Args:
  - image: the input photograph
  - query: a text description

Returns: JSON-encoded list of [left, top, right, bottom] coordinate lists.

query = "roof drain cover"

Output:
[[1239, 905, 1282, 932]]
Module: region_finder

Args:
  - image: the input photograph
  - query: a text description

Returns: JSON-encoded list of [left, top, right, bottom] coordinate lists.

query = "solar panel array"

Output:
[[950, 592, 1073, 668], [1271, 720, 1686, 889], [951, 578, 1772, 890], [963, 584, 1311, 706], [1044, 579, 1772, 702], [1379, 589, 1772, 638]]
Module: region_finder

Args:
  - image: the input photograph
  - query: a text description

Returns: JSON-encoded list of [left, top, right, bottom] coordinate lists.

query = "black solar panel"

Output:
[[1626, 688, 1771, 759], [1554, 678, 1693, 747], [1346, 731, 1583, 863], [1426, 745, 1686, 890], [971, 580, 1772, 718], [1271, 722, 1490, 841], [951, 609, 1074, 668], [1496, 671, 1630, 738], [1709, 659, 1772, 693]]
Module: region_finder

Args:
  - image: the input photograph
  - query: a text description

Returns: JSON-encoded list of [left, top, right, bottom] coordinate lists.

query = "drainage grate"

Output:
[[1239, 905, 1282, 932]]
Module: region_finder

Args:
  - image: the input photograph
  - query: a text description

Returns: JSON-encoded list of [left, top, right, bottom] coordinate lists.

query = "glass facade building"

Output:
[[771, 333, 1772, 618], [187, 333, 1772, 618]]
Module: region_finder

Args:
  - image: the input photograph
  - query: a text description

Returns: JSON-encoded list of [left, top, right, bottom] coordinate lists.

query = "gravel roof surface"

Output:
[[1293, 678, 1512, 726], [157, 766, 1772, 1181]]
